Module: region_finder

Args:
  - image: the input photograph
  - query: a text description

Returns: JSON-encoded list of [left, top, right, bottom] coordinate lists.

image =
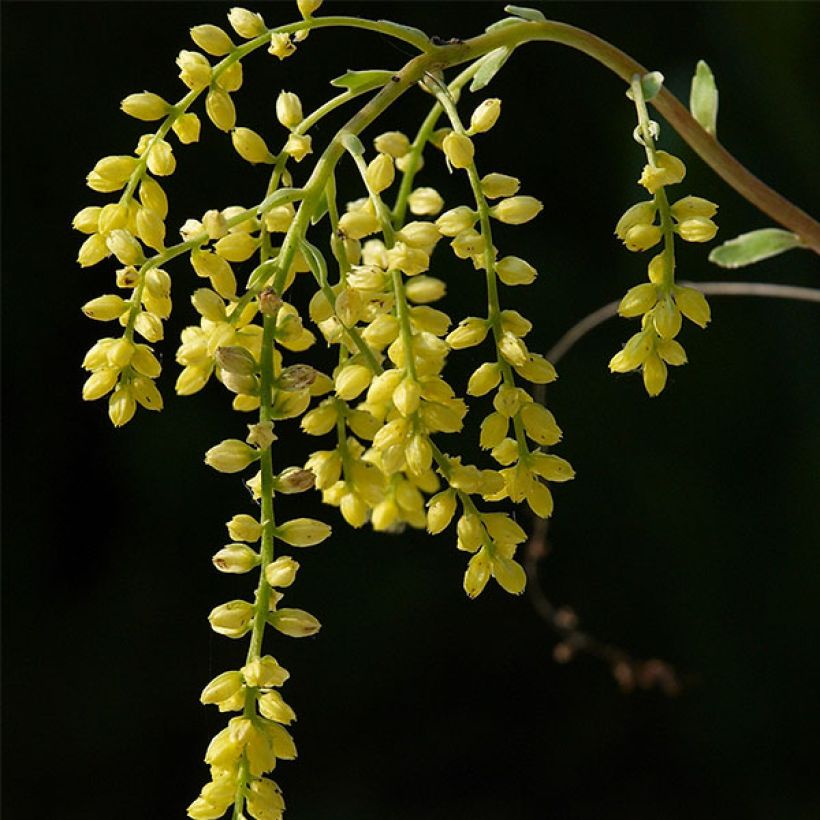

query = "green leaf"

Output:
[[690, 60, 718, 136], [470, 47, 512, 92], [246, 259, 277, 290], [311, 193, 328, 226], [340, 132, 365, 157], [708, 228, 803, 268], [299, 238, 329, 288], [626, 71, 665, 102], [485, 17, 521, 33], [376, 20, 429, 48], [330, 69, 395, 94], [504, 5, 546, 22]]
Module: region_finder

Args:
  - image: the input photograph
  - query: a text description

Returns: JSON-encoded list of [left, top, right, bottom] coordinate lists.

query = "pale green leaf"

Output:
[[330, 69, 395, 94], [485, 18, 521, 33], [626, 71, 665, 102], [708, 228, 803, 268], [470, 47, 512, 92], [340, 132, 365, 157], [504, 5, 546, 22], [690, 60, 718, 136]]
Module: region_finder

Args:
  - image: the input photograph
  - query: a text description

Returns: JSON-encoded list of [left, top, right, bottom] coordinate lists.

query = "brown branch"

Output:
[[528, 281, 820, 694]]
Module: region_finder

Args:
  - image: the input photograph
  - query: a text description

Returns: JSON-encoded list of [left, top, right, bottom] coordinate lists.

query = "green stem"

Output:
[[631, 75, 676, 292]]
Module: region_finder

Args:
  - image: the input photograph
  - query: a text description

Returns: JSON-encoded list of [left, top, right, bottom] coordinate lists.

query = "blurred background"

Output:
[[3, 2, 819, 818]]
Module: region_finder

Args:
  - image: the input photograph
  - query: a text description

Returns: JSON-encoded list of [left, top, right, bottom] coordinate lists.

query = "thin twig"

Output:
[[528, 281, 820, 693]]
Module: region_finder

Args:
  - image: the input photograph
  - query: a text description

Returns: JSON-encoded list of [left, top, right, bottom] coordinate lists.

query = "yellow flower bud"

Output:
[[393, 378, 421, 416], [145, 139, 176, 177], [638, 150, 686, 194], [106, 229, 142, 265], [171, 111, 201, 145], [92, 155, 138, 185], [652, 296, 682, 340], [108, 385, 136, 427], [426, 489, 456, 534], [269, 32, 296, 59], [191, 288, 226, 322], [677, 216, 718, 243], [120, 91, 169, 121], [205, 439, 259, 473], [531, 453, 575, 482], [82, 294, 127, 322], [374, 131, 410, 157], [242, 655, 289, 688], [300, 402, 338, 436], [337, 208, 379, 241], [73, 206, 102, 234], [284, 132, 312, 162], [140, 177, 169, 218], [513, 354, 557, 384], [520, 403, 562, 446], [135, 207, 165, 250], [176, 364, 212, 395], [227, 7, 266, 38], [77, 233, 109, 267], [276, 90, 303, 129], [492, 385, 522, 418], [670, 195, 718, 221], [480, 412, 508, 449], [407, 187, 444, 216], [270, 607, 321, 637], [385, 242, 429, 276], [335, 364, 372, 400], [498, 331, 529, 366], [466, 363, 500, 397], [642, 354, 668, 396], [247, 779, 285, 817], [491, 437, 518, 466], [442, 132, 475, 170], [190, 24, 234, 56], [215, 232, 257, 262], [82, 368, 119, 401], [464, 550, 491, 598], [276, 518, 331, 547], [365, 153, 395, 194], [231, 127, 273, 164], [212, 543, 259, 573], [446, 317, 488, 349], [435, 206, 477, 237], [297, 0, 323, 17], [469, 98, 501, 134], [674, 286, 711, 327], [107, 338, 135, 369], [614, 201, 656, 239], [609, 331, 653, 373], [480, 172, 520, 199], [491, 556, 526, 595], [200, 670, 243, 708], [457, 514, 483, 552], [657, 338, 687, 366], [491, 196, 543, 225], [618, 282, 658, 318], [177, 49, 212, 90], [483, 513, 527, 545], [263, 555, 299, 588], [623, 223, 662, 252], [405, 275, 446, 304], [134, 311, 163, 343], [227, 513, 262, 542], [257, 691, 296, 726], [206, 88, 236, 131], [208, 600, 254, 638], [526, 479, 554, 518]]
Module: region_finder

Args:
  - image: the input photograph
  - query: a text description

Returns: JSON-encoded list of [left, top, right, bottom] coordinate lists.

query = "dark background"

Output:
[[3, 2, 819, 818]]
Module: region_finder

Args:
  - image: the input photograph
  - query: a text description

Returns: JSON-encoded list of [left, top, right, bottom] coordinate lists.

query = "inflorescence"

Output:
[[74, 5, 718, 818]]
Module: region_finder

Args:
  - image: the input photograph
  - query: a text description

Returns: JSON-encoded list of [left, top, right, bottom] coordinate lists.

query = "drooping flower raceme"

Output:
[[74, 6, 723, 818]]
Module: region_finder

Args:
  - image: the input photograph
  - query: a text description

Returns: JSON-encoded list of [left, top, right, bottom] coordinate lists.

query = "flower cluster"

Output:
[[610, 78, 718, 396], [74, 3, 577, 817]]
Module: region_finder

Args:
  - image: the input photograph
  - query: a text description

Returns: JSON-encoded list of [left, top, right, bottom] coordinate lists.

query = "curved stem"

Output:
[[544, 282, 820, 367]]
